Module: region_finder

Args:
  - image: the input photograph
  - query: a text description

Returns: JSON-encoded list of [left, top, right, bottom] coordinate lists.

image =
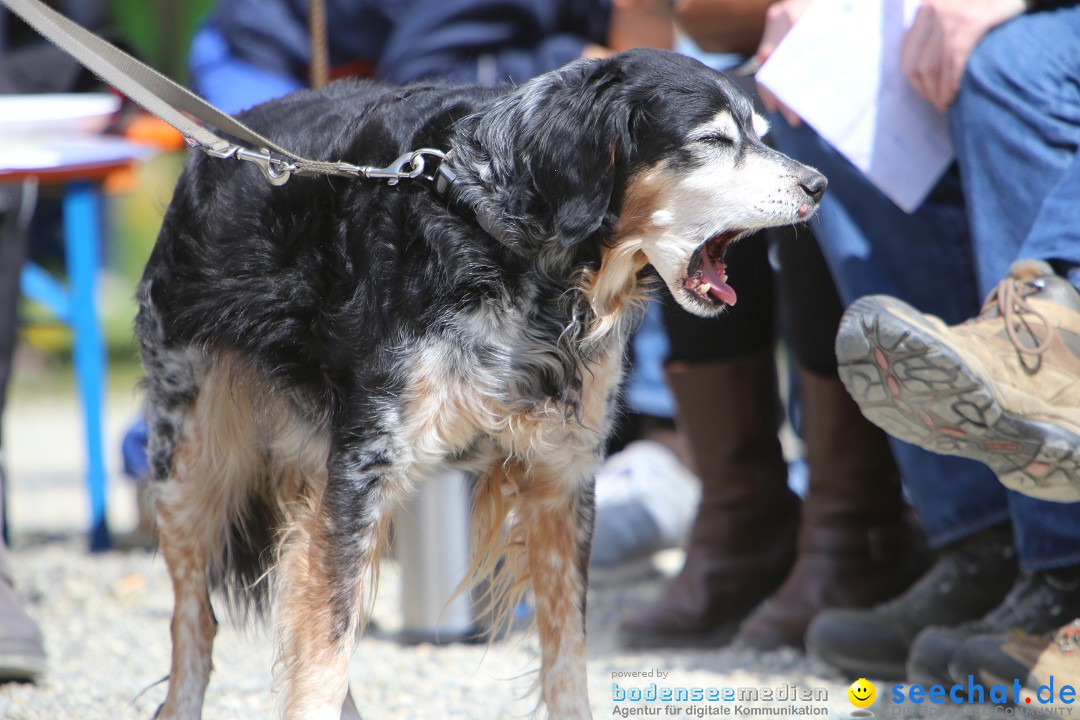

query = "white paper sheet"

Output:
[[0, 93, 120, 137], [0, 136, 149, 174], [756, 0, 953, 213]]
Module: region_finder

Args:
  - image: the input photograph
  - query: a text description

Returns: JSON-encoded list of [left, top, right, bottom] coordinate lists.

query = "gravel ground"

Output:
[[0, 388, 924, 719], [1, 541, 868, 720]]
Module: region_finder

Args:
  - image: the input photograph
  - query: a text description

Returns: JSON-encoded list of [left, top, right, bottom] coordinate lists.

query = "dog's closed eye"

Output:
[[700, 132, 737, 147]]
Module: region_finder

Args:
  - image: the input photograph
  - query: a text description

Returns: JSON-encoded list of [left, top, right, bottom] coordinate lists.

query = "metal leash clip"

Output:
[[233, 147, 297, 186], [351, 148, 449, 186], [188, 137, 297, 186]]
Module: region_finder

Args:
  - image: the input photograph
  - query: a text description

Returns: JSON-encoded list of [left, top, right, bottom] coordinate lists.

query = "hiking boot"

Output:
[[734, 368, 931, 651], [836, 259, 1080, 503], [0, 544, 46, 682], [805, 523, 1018, 680], [618, 352, 798, 648], [908, 567, 1080, 685], [949, 618, 1080, 696]]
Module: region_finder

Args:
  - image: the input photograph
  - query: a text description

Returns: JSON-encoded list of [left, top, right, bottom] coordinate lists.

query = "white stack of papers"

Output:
[[1, 136, 150, 173], [0, 93, 149, 174], [757, 0, 954, 213]]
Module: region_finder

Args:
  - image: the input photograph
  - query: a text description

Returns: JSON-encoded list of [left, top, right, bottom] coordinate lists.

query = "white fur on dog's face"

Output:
[[628, 110, 823, 318]]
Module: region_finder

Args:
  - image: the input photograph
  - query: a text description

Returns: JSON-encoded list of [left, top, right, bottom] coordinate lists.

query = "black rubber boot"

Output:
[[806, 523, 1018, 680], [908, 566, 1080, 685]]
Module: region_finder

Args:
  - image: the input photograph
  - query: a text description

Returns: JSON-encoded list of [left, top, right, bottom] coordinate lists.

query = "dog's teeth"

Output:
[[700, 283, 711, 296]]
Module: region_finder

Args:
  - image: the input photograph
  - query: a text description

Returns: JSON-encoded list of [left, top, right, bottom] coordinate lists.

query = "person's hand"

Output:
[[755, 0, 815, 127], [582, 44, 616, 59], [901, 0, 1027, 112]]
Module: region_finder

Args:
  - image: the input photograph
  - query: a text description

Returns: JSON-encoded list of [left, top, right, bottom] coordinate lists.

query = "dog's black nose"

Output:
[[799, 172, 828, 202]]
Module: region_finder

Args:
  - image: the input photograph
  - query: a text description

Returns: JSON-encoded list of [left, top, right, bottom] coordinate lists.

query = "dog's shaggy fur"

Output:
[[136, 48, 824, 719]]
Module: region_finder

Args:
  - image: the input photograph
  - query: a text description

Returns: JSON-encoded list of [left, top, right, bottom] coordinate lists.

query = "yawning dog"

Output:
[[136, 48, 824, 719]]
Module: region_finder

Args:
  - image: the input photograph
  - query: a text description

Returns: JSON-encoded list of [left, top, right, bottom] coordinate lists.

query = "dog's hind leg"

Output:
[[141, 356, 216, 720], [517, 459, 597, 719], [274, 436, 402, 720], [155, 490, 217, 720], [145, 350, 265, 720]]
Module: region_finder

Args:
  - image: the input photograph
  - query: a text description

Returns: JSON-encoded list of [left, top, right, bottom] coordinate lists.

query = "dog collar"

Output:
[[432, 150, 509, 244]]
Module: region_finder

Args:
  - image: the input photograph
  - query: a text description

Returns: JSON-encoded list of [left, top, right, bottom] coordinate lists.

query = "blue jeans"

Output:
[[768, 4, 1080, 568], [949, 3, 1080, 295], [625, 299, 676, 419]]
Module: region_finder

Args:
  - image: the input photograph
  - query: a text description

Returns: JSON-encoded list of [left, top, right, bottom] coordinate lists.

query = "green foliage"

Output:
[[107, 0, 217, 83]]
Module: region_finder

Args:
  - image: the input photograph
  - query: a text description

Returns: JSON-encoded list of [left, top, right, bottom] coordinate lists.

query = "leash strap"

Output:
[[0, 0, 455, 189]]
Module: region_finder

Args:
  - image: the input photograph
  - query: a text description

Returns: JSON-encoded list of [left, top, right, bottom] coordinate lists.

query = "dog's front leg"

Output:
[[275, 442, 399, 720], [519, 462, 597, 719]]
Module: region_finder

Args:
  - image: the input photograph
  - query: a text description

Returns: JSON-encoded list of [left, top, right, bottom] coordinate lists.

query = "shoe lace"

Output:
[[991, 276, 1053, 358], [982, 571, 1079, 634], [1055, 619, 1080, 652]]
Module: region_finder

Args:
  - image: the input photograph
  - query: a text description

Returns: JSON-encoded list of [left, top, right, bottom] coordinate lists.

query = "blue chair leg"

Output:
[[63, 181, 110, 551]]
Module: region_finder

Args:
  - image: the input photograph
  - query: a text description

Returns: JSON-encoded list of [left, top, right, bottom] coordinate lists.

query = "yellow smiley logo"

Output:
[[848, 678, 876, 709]]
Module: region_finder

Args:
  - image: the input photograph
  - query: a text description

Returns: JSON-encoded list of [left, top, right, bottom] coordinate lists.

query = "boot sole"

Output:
[[0, 651, 46, 682], [617, 620, 741, 650], [836, 296, 1080, 503], [805, 639, 907, 681]]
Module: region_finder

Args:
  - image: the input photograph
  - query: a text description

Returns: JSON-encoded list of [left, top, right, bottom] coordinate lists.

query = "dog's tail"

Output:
[[214, 480, 286, 622]]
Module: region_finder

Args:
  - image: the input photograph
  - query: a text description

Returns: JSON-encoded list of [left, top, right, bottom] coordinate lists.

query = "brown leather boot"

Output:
[[733, 367, 931, 650], [618, 351, 799, 648]]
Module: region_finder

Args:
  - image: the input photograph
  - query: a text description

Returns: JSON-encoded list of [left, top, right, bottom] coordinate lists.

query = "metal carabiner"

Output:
[[234, 147, 295, 186], [360, 148, 449, 185], [360, 150, 424, 185]]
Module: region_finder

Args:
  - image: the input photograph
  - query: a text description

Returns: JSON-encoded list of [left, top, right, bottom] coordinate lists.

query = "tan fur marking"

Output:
[[580, 164, 676, 343], [155, 352, 333, 719], [520, 465, 592, 718], [464, 459, 593, 717], [275, 504, 382, 720], [463, 462, 530, 644], [401, 357, 500, 466], [578, 349, 623, 438], [157, 502, 216, 720]]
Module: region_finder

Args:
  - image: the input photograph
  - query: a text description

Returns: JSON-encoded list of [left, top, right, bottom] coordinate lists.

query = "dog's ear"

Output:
[[520, 62, 633, 247]]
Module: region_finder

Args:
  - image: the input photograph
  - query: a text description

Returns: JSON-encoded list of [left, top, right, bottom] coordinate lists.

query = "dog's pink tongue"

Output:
[[701, 260, 737, 306]]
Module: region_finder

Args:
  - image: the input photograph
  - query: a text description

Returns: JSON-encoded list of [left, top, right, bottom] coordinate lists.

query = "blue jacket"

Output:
[[207, 0, 611, 87]]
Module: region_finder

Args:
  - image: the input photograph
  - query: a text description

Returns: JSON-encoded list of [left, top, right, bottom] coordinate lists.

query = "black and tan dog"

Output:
[[136, 48, 825, 719]]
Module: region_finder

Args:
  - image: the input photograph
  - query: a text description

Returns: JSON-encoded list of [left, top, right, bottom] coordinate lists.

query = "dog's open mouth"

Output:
[[684, 231, 742, 307]]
